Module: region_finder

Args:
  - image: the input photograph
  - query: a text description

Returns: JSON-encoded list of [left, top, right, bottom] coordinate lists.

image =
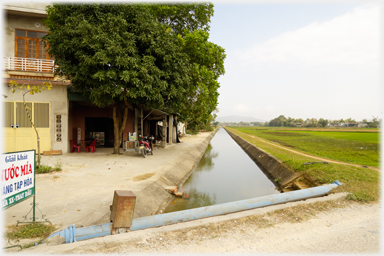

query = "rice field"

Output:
[[232, 126, 380, 167], [227, 126, 380, 202]]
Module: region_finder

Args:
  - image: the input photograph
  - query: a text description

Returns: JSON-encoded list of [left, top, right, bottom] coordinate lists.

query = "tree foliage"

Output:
[[268, 115, 287, 127], [147, 3, 214, 37], [44, 4, 190, 109], [148, 3, 225, 131], [176, 29, 225, 131]]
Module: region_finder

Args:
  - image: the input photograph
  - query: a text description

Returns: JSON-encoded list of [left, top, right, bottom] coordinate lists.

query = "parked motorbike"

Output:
[[138, 135, 154, 158]]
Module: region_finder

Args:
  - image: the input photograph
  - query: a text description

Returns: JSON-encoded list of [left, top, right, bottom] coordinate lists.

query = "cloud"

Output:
[[236, 5, 380, 70], [225, 4, 381, 121], [234, 104, 249, 113]]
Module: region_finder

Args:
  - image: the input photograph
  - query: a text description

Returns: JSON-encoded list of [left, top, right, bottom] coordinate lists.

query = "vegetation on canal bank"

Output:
[[226, 127, 380, 203], [5, 223, 57, 248]]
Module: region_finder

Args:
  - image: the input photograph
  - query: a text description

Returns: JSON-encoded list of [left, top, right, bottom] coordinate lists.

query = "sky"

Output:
[[208, 0, 382, 122], [1, 0, 382, 123]]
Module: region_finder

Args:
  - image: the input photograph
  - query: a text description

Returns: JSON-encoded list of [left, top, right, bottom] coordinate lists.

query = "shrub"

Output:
[[54, 160, 62, 172], [37, 165, 53, 174], [6, 223, 56, 241]]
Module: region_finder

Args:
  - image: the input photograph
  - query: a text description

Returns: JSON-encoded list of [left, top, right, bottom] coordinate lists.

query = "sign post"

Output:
[[2, 150, 36, 210], [2, 150, 50, 250], [2, 150, 50, 224]]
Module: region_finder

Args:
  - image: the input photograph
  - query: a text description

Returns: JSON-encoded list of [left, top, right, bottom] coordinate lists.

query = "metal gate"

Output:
[[3, 101, 51, 153]]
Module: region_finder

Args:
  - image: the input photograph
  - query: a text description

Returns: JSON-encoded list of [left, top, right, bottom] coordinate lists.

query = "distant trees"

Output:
[[218, 115, 381, 128], [304, 118, 318, 127], [250, 122, 264, 126], [366, 117, 380, 128], [264, 115, 380, 128], [268, 115, 286, 127], [318, 118, 328, 127], [268, 115, 298, 127]]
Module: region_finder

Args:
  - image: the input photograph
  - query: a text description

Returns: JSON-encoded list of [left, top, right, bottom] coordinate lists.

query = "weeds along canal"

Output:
[[163, 127, 280, 213]]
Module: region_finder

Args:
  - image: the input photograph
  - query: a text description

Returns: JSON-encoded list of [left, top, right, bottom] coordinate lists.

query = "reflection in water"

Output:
[[163, 127, 279, 213], [163, 188, 216, 213], [194, 144, 218, 172]]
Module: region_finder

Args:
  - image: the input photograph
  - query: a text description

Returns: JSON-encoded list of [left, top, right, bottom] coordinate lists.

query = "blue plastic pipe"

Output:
[[47, 181, 341, 243]]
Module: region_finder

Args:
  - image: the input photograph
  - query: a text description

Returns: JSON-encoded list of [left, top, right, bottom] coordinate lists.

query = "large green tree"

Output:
[[44, 3, 225, 152], [44, 3, 192, 153]]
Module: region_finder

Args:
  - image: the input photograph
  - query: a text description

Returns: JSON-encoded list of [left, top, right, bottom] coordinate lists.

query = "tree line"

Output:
[[265, 115, 380, 128], [218, 115, 381, 128]]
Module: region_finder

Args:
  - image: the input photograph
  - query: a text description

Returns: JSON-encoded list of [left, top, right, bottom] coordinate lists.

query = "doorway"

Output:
[[85, 117, 114, 147]]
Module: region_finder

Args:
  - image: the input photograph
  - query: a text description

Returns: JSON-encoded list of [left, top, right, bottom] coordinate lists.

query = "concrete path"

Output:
[[21, 193, 381, 254], [3, 131, 213, 232]]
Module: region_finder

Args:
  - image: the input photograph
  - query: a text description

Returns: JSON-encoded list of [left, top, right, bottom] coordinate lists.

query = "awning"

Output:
[[4, 78, 71, 87], [67, 92, 91, 102], [143, 109, 169, 120]]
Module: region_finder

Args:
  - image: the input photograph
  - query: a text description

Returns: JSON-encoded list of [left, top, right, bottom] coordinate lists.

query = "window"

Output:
[[4, 102, 14, 127], [4, 102, 50, 128], [34, 103, 49, 128], [15, 29, 51, 59], [16, 102, 32, 128]]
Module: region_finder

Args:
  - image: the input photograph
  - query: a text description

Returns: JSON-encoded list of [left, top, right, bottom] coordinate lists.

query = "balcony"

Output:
[[4, 57, 55, 73]]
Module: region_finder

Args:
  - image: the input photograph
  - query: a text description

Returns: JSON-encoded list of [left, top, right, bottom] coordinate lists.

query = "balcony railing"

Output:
[[4, 57, 55, 73]]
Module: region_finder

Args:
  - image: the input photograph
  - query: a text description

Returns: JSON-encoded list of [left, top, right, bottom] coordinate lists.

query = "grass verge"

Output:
[[226, 127, 380, 203], [5, 223, 57, 248]]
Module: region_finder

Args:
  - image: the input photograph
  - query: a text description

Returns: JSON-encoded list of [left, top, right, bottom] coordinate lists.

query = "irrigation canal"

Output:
[[164, 127, 280, 213]]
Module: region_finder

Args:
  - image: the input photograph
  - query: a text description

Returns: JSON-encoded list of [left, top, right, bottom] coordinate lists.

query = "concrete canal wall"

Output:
[[134, 129, 218, 217], [224, 128, 298, 191]]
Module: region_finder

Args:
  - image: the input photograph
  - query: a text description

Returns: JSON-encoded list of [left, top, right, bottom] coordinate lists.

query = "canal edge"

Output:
[[223, 127, 301, 192], [133, 128, 219, 218]]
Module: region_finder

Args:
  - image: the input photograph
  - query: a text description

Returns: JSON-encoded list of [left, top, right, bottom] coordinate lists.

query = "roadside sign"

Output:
[[2, 150, 35, 209]]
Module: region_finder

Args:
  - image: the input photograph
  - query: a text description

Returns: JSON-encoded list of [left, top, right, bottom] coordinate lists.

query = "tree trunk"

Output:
[[112, 99, 129, 154], [112, 104, 120, 154]]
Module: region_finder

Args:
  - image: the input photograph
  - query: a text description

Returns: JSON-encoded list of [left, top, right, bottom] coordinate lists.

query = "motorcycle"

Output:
[[138, 135, 154, 158]]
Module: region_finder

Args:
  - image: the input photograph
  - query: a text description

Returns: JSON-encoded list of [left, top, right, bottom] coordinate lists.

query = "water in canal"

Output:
[[163, 127, 280, 213]]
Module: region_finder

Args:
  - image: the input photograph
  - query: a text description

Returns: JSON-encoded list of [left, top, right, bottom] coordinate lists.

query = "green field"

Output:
[[227, 126, 380, 202], [233, 127, 380, 167]]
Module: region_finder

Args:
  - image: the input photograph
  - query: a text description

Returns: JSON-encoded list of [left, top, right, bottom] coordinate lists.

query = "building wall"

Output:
[[3, 4, 135, 152], [3, 84, 69, 153]]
